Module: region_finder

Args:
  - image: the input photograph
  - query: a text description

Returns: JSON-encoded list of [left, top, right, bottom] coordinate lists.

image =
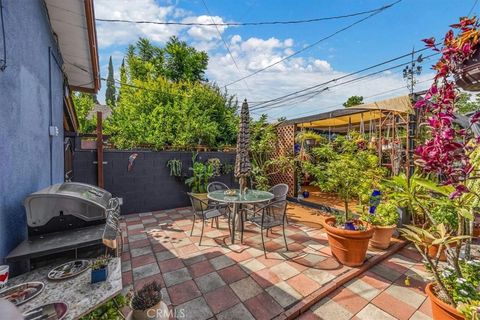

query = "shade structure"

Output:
[[235, 99, 251, 191]]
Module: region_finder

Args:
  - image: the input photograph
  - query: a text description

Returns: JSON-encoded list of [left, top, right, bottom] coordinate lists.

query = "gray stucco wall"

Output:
[[0, 1, 65, 262]]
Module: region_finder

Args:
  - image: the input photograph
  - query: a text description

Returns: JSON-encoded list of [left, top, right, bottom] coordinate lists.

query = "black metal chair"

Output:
[[244, 200, 289, 258], [207, 181, 229, 192], [187, 193, 230, 246], [268, 183, 289, 223]]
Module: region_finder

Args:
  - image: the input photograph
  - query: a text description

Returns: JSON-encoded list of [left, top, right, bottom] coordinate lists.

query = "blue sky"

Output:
[[94, 0, 478, 119]]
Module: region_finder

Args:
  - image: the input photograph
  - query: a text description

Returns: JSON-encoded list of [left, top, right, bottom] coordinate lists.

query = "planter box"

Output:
[[91, 266, 108, 284]]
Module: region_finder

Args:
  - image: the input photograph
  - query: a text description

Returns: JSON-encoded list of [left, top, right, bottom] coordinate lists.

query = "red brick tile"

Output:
[[122, 271, 133, 286], [121, 252, 131, 261], [287, 273, 321, 297], [126, 220, 141, 225], [286, 260, 309, 272], [144, 222, 159, 228], [358, 271, 392, 290], [152, 243, 170, 253], [372, 291, 417, 320], [159, 258, 185, 273], [204, 285, 240, 314], [226, 250, 253, 262], [167, 280, 202, 305], [264, 241, 284, 252], [175, 244, 199, 256], [251, 268, 281, 288], [256, 255, 284, 268], [202, 248, 224, 259], [128, 228, 145, 236], [129, 239, 150, 249], [187, 260, 214, 278], [134, 273, 165, 291], [244, 292, 283, 320], [419, 296, 433, 317], [329, 286, 369, 314], [217, 265, 249, 284], [394, 274, 427, 296], [131, 254, 157, 268], [398, 248, 423, 261], [380, 260, 409, 274]]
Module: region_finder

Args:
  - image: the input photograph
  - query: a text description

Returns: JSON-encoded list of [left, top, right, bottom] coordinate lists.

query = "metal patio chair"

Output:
[[188, 193, 230, 246], [244, 199, 289, 258]]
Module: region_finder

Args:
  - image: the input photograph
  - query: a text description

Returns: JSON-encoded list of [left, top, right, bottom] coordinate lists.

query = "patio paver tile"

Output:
[[128, 233, 148, 242], [155, 250, 176, 262], [132, 262, 160, 281], [216, 303, 255, 320], [356, 303, 397, 320], [265, 281, 302, 308], [244, 292, 283, 320], [217, 264, 249, 284], [303, 268, 336, 286], [174, 296, 213, 320], [167, 279, 202, 305], [122, 271, 132, 286], [311, 298, 353, 320], [209, 254, 236, 270], [230, 277, 264, 301], [370, 263, 403, 282], [385, 283, 426, 308], [182, 253, 207, 266], [372, 290, 418, 320], [329, 287, 369, 315], [344, 278, 381, 301], [204, 285, 240, 314], [130, 246, 152, 258], [128, 238, 150, 249], [121, 260, 131, 272], [270, 261, 300, 281], [158, 258, 185, 273], [187, 260, 214, 278], [194, 272, 226, 293], [240, 258, 266, 274], [163, 267, 192, 287], [131, 253, 157, 268], [287, 273, 321, 297], [250, 268, 281, 288], [410, 310, 433, 320]]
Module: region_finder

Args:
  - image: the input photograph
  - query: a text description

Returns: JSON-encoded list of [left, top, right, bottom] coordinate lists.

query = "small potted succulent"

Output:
[[130, 281, 164, 320], [91, 255, 110, 284], [361, 199, 399, 249]]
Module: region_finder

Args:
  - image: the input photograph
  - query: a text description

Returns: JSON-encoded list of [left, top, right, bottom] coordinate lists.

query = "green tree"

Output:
[[455, 92, 480, 115], [72, 92, 96, 133], [343, 95, 364, 108], [105, 56, 116, 106]]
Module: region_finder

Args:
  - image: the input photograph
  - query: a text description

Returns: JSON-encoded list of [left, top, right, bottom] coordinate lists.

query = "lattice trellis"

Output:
[[269, 124, 296, 197]]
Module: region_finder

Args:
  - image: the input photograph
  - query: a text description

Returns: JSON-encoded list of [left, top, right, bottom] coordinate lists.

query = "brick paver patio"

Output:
[[119, 205, 431, 320]]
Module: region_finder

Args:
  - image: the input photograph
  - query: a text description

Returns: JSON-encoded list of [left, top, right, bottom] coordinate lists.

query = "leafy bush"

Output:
[[80, 294, 127, 320], [185, 153, 215, 193], [362, 200, 399, 226]]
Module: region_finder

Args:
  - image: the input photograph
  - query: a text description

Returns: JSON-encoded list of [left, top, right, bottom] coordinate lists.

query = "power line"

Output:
[[224, 0, 402, 87], [468, 0, 479, 16], [250, 51, 437, 111], [266, 77, 434, 120], [201, 0, 250, 92], [95, 4, 400, 27]]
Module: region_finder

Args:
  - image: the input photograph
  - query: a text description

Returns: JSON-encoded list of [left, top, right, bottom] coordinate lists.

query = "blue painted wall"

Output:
[[0, 1, 65, 263]]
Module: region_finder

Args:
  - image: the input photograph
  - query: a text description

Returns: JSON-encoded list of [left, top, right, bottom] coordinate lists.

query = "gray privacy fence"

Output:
[[73, 149, 236, 214]]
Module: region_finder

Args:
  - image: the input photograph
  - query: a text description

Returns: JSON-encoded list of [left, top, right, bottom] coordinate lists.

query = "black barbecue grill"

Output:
[[6, 182, 122, 273]]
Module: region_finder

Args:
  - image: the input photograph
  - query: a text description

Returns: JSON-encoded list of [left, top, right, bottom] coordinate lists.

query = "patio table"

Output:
[[208, 189, 274, 244]]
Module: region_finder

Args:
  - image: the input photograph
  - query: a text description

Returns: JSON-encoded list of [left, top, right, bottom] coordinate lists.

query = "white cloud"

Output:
[[94, 0, 184, 47], [184, 15, 228, 41]]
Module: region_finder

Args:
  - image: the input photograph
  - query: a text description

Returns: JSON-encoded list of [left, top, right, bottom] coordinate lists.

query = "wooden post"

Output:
[[378, 112, 383, 166], [97, 111, 104, 188]]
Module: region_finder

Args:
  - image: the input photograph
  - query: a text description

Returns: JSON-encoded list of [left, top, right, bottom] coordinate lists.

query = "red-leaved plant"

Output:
[[415, 17, 480, 198]]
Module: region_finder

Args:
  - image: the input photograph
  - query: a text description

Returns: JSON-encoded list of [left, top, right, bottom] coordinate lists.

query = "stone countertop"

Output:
[[5, 257, 122, 320]]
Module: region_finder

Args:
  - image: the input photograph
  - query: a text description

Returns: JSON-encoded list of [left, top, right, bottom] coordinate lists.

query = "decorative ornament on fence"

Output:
[[128, 153, 138, 172], [235, 99, 251, 193]]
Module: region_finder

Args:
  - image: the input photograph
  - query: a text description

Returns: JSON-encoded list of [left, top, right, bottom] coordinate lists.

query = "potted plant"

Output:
[[400, 16, 480, 319], [296, 130, 323, 147], [91, 256, 110, 284], [361, 199, 399, 249], [130, 281, 165, 320], [166, 159, 183, 178], [185, 153, 215, 209], [319, 151, 377, 266]]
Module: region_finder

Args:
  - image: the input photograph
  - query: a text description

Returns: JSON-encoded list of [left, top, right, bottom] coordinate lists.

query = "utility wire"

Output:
[[468, 0, 479, 16], [224, 0, 402, 87], [95, 4, 399, 27], [252, 52, 437, 113], [249, 48, 435, 108], [201, 0, 250, 92]]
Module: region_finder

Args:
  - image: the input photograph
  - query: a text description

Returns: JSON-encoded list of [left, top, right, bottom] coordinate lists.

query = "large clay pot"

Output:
[[323, 217, 374, 267], [191, 192, 209, 211], [427, 243, 457, 262], [425, 283, 464, 320], [370, 225, 396, 249]]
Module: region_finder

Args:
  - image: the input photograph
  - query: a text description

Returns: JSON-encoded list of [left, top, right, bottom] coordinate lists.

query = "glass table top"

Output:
[[207, 189, 274, 204]]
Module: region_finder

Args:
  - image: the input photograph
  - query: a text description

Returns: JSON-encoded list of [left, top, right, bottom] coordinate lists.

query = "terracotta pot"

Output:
[[425, 283, 464, 320], [191, 192, 209, 211], [131, 301, 169, 320], [370, 225, 396, 249], [427, 243, 457, 262], [323, 217, 374, 267]]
